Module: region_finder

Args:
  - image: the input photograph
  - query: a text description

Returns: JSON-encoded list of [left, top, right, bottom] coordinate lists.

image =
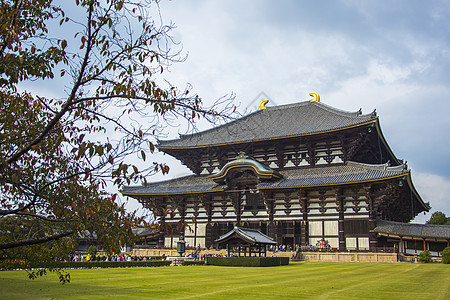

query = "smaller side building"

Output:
[[215, 226, 277, 257], [375, 220, 450, 256]]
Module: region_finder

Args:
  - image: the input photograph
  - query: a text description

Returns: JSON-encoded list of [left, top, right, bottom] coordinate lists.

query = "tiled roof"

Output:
[[121, 174, 227, 196], [121, 161, 407, 196], [158, 101, 376, 149], [375, 220, 450, 239], [215, 227, 277, 245], [258, 161, 408, 189], [132, 227, 160, 237]]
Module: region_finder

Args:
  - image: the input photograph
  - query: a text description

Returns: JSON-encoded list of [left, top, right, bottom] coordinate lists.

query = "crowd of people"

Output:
[[68, 253, 153, 262], [68, 238, 334, 263]]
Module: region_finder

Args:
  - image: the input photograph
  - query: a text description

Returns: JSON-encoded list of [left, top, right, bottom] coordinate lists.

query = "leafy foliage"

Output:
[[206, 257, 289, 267], [441, 247, 450, 264], [183, 260, 206, 266], [6, 259, 172, 269], [87, 245, 97, 257], [418, 250, 432, 263], [426, 211, 450, 225], [0, 0, 235, 280]]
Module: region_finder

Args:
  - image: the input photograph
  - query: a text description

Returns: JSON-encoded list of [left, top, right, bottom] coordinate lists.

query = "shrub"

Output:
[[419, 250, 432, 263], [87, 245, 97, 257], [184, 260, 206, 266], [3, 260, 171, 270], [441, 247, 450, 264], [206, 257, 289, 267]]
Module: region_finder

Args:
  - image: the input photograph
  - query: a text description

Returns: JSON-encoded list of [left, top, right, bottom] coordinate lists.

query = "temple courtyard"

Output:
[[0, 262, 448, 299]]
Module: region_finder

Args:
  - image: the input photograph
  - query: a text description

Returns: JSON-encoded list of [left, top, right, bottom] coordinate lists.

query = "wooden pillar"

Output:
[[231, 192, 242, 226], [298, 189, 309, 246], [263, 192, 276, 239], [399, 236, 404, 254], [423, 238, 427, 251], [365, 184, 378, 252], [156, 204, 166, 247], [205, 223, 212, 249], [336, 188, 346, 251]]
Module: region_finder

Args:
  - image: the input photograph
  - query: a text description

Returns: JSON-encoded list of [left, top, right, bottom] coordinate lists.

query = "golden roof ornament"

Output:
[[259, 99, 269, 110], [309, 92, 320, 102]]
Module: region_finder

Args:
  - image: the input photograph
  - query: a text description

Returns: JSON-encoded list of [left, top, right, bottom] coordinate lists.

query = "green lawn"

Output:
[[0, 262, 449, 299]]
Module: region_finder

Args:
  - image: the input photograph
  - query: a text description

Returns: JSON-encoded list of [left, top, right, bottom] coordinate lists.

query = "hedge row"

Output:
[[183, 260, 206, 266], [206, 257, 289, 267], [5, 260, 171, 270], [442, 247, 450, 264]]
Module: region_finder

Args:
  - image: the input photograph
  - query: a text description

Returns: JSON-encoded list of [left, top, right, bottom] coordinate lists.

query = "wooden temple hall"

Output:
[[122, 95, 431, 252]]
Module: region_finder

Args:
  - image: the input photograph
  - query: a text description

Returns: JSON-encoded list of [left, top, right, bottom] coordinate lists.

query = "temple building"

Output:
[[122, 95, 430, 252]]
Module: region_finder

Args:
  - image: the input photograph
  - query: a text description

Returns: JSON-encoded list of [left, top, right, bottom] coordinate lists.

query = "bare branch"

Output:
[[0, 230, 74, 250]]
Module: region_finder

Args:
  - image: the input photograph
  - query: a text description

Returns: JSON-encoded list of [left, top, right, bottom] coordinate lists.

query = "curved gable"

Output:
[[210, 152, 282, 184]]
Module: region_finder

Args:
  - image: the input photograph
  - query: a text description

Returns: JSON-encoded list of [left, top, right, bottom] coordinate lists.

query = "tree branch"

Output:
[[0, 230, 74, 250]]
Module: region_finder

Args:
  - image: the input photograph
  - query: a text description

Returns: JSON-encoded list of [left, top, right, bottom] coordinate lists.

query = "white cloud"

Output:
[[26, 0, 447, 222], [411, 171, 450, 223]]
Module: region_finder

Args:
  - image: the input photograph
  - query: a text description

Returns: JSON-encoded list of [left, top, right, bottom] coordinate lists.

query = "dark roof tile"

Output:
[[122, 161, 406, 196], [158, 101, 376, 148], [122, 175, 227, 196], [375, 220, 450, 239], [215, 226, 277, 245], [258, 161, 407, 188]]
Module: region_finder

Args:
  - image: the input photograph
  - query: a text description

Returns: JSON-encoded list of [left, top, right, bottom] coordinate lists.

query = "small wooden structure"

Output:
[[375, 220, 450, 256], [215, 227, 277, 257]]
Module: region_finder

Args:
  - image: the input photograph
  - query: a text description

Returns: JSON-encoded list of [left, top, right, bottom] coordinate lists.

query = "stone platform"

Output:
[[297, 252, 398, 263]]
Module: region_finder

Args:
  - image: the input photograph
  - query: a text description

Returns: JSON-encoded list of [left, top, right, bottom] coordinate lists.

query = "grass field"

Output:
[[0, 262, 449, 299]]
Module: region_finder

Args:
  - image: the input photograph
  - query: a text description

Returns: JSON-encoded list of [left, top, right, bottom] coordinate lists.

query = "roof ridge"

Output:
[[159, 101, 376, 145], [264, 100, 372, 118], [313, 101, 376, 119], [347, 161, 408, 172]]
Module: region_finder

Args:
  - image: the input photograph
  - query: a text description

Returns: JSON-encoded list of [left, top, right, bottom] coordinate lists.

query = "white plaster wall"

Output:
[[343, 214, 369, 219], [316, 157, 327, 165], [308, 215, 339, 220], [300, 160, 309, 166], [324, 220, 338, 236], [327, 237, 339, 248], [184, 237, 195, 248], [274, 210, 288, 216], [309, 221, 322, 236], [196, 237, 206, 248], [184, 223, 195, 236], [284, 161, 295, 168], [358, 237, 369, 250], [325, 202, 336, 208], [332, 156, 343, 163], [346, 237, 357, 249], [165, 237, 173, 248], [196, 223, 206, 236], [242, 217, 270, 222]]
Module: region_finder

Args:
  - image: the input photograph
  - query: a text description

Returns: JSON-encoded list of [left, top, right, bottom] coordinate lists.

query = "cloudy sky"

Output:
[[128, 0, 450, 224], [25, 1, 447, 223]]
